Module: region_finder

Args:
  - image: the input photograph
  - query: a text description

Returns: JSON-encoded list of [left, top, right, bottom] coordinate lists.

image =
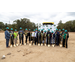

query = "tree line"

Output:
[[0, 18, 75, 32], [57, 20, 75, 32], [0, 18, 38, 31]]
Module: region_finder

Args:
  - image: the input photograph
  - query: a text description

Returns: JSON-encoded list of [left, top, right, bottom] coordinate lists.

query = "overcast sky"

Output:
[[0, 12, 75, 25]]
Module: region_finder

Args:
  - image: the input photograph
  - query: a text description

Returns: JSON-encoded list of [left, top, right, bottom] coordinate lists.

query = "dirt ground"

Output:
[[0, 32, 75, 62]]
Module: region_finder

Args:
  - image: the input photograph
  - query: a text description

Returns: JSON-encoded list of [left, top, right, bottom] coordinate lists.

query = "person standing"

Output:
[[62, 30, 69, 48], [43, 30, 47, 45], [56, 29, 60, 45], [35, 28, 38, 45], [13, 29, 18, 47], [25, 28, 28, 44], [59, 29, 62, 44], [37, 29, 41, 45], [51, 31, 54, 45], [5, 27, 10, 48], [32, 29, 36, 45], [62, 29, 65, 46], [62, 29, 65, 34], [28, 29, 32, 44], [47, 29, 51, 45], [18, 27, 24, 45], [40, 29, 43, 45], [10, 28, 14, 47]]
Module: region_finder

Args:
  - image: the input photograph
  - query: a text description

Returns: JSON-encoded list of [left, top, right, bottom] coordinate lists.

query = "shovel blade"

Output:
[[24, 43, 26, 45], [48, 45, 50, 47], [38, 44, 40, 46], [60, 44, 62, 47], [10, 45, 12, 47], [52, 44, 55, 47], [41, 44, 43, 46], [45, 44, 46, 46], [29, 43, 31, 46]]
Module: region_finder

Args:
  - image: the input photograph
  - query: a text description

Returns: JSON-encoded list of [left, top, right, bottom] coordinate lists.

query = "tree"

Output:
[[14, 18, 37, 31]]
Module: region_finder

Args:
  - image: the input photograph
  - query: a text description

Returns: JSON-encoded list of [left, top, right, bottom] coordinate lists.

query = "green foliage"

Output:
[[57, 20, 75, 32], [1, 18, 75, 32], [0, 18, 37, 31]]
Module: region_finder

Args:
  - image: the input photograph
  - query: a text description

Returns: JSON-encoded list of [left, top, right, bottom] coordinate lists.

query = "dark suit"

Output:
[[56, 31, 60, 45], [18, 30, 24, 45], [10, 31, 14, 45], [35, 31, 38, 45], [47, 32, 51, 45], [37, 32, 41, 44]]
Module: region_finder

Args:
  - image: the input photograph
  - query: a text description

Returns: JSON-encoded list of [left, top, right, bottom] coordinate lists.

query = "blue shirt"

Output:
[[5, 30, 10, 39]]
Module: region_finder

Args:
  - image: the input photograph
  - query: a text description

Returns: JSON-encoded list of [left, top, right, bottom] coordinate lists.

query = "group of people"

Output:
[[5, 27, 69, 48]]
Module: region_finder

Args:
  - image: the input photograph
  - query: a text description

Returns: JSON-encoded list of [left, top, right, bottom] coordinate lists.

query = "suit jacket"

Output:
[[47, 32, 51, 38], [18, 30, 24, 38], [5, 30, 10, 39], [37, 32, 41, 39]]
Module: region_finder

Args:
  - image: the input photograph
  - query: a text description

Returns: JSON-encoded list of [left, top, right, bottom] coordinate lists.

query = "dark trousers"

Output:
[[55, 37, 56, 45], [56, 37, 59, 45], [35, 38, 38, 45], [29, 36, 31, 43], [37, 37, 40, 44], [19, 37, 24, 45], [10, 37, 14, 45], [32, 37, 35, 45], [6, 39, 9, 47], [25, 36, 28, 44], [63, 39, 68, 48]]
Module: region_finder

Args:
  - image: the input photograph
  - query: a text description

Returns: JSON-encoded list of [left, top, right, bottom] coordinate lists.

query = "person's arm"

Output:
[[67, 32, 69, 38], [6, 31, 10, 38]]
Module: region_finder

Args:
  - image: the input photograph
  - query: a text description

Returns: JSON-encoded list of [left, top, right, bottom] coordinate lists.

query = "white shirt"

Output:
[[32, 32, 36, 37]]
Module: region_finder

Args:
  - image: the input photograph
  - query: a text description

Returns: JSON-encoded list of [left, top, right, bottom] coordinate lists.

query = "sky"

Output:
[[0, 12, 75, 31], [0, 12, 75, 25]]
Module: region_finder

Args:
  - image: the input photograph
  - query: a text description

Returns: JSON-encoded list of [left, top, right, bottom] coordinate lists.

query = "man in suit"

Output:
[[35, 28, 38, 45], [18, 27, 24, 45], [62, 29, 65, 46], [40, 29, 44, 45], [37, 29, 41, 45], [25, 28, 28, 44], [47, 29, 51, 45], [5, 27, 10, 48], [28, 29, 31, 43], [56, 29, 60, 45], [43, 30, 47, 45], [59, 29, 62, 44]]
